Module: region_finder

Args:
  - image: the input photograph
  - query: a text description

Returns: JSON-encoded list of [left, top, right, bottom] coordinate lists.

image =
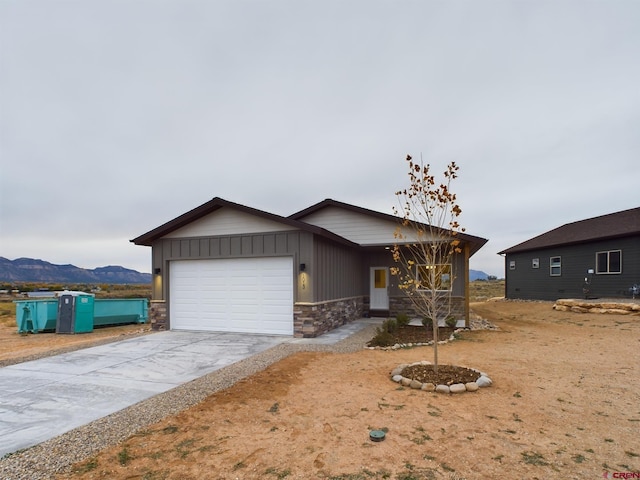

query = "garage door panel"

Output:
[[170, 257, 293, 335]]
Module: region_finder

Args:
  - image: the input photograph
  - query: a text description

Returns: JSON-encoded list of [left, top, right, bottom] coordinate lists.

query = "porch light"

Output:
[[299, 263, 306, 272], [154, 268, 161, 274]]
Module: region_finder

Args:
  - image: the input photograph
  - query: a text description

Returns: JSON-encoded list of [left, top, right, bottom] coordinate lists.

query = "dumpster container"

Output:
[[56, 291, 94, 334], [15, 299, 58, 333], [93, 298, 148, 326]]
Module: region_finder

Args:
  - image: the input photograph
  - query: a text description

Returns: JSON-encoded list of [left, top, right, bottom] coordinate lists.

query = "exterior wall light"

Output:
[[299, 263, 306, 272], [154, 268, 161, 274]]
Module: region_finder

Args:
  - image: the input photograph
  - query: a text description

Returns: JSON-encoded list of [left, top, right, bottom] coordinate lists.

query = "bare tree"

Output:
[[391, 155, 464, 374]]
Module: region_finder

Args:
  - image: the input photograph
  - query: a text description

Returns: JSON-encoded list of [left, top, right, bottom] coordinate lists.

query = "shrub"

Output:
[[368, 319, 398, 347], [445, 317, 458, 329], [395, 313, 410, 327], [368, 330, 395, 347], [381, 318, 398, 333], [422, 317, 433, 329]]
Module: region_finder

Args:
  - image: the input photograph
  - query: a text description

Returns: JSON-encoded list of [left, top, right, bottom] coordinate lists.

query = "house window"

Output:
[[374, 269, 386, 288], [532, 258, 539, 269], [550, 256, 561, 276], [509, 260, 516, 270], [596, 250, 622, 274], [416, 264, 452, 291]]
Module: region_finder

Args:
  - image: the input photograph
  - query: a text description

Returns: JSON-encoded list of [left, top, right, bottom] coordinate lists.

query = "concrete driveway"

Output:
[[0, 321, 371, 458]]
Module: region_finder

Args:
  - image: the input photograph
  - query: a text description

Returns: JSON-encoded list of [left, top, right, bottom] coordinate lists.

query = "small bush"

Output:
[[445, 317, 457, 329], [368, 329, 396, 347], [395, 313, 410, 327], [381, 318, 398, 333], [422, 317, 433, 329]]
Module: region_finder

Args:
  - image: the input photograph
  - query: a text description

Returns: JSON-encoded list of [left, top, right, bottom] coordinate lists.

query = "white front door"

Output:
[[370, 267, 389, 310]]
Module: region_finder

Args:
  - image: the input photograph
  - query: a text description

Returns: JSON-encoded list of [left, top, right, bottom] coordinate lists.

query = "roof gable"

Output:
[[132, 197, 488, 256], [499, 207, 640, 254], [293, 204, 406, 246], [163, 207, 298, 239], [291, 199, 488, 255], [131, 197, 356, 247]]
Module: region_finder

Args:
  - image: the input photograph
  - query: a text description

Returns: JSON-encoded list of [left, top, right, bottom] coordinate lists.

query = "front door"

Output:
[[370, 267, 389, 310]]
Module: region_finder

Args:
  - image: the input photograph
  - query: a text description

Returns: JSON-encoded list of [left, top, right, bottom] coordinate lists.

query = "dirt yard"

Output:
[[3, 300, 639, 479], [0, 322, 152, 367]]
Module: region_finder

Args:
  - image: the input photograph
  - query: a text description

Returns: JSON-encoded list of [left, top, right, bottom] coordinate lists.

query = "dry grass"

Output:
[[468, 280, 504, 301], [0, 301, 14, 328]]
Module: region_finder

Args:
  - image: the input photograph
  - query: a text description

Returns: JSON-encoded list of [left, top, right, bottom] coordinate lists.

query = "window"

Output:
[[416, 264, 452, 291], [532, 258, 539, 269], [509, 260, 516, 270], [550, 256, 561, 276], [596, 250, 622, 274]]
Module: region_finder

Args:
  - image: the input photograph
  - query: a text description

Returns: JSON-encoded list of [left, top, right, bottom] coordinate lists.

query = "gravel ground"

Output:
[[0, 325, 379, 480]]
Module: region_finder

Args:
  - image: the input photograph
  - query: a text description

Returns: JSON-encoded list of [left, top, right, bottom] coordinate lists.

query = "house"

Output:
[[131, 197, 487, 337], [499, 207, 640, 301]]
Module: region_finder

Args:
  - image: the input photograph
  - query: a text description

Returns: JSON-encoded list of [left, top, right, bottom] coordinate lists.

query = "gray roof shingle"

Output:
[[499, 207, 640, 254]]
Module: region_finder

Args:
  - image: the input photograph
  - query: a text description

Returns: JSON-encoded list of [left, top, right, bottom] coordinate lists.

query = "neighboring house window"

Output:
[[596, 250, 622, 274], [509, 260, 516, 270], [532, 258, 539, 269], [550, 256, 561, 276], [416, 264, 452, 291]]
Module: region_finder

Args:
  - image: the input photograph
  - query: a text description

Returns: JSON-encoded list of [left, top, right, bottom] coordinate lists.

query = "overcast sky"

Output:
[[1, 1, 639, 277]]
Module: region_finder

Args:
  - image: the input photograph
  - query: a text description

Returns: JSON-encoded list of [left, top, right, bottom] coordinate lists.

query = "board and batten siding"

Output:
[[312, 237, 363, 302], [152, 230, 314, 301], [505, 236, 640, 300]]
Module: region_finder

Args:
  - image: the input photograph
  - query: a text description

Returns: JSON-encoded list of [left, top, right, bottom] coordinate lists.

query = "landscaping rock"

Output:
[[465, 382, 479, 392], [401, 377, 412, 387], [392, 375, 403, 383], [421, 383, 435, 391], [449, 383, 466, 394], [435, 384, 450, 394], [409, 379, 423, 389], [476, 376, 492, 387]]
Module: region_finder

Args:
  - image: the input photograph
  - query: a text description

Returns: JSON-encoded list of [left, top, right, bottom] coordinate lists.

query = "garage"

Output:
[[169, 257, 294, 335]]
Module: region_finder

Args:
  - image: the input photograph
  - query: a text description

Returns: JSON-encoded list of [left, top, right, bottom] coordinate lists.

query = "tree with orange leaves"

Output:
[[391, 155, 464, 374]]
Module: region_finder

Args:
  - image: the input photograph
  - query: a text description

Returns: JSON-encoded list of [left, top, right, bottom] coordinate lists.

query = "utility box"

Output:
[[56, 292, 94, 334]]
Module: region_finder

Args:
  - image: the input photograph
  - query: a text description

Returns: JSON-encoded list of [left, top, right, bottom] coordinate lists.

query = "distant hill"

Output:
[[0, 257, 151, 284], [469, 269, 490, 281]]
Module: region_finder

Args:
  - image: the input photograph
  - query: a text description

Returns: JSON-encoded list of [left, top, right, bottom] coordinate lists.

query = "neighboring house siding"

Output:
[[505, 236, 640, 300], [312, 237, 363, 302]]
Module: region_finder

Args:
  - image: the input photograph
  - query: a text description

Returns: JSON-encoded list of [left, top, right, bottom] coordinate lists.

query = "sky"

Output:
[[1, 1, 639, 278]]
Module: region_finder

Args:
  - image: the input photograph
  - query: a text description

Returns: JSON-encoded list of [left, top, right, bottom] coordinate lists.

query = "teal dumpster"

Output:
[[15, 299, 58, 333], [56, 292, 94, 334], [93, 298, 148, 326]]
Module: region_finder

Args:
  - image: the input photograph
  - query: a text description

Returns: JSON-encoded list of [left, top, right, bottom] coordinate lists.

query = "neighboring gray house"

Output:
[[499, 207, 640, 301], [131, 197, 487, 337]]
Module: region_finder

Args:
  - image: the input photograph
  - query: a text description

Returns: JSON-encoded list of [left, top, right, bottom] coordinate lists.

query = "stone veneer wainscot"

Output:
[[294, 296, 364, 338], [149, 300, 168, 331]]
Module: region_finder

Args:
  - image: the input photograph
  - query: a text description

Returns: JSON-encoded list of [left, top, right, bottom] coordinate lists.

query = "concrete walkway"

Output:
[[0, 320, 375, 458]]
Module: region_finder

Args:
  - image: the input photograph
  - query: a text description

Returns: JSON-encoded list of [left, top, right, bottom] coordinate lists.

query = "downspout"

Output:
[[464, 243, 470, 328]]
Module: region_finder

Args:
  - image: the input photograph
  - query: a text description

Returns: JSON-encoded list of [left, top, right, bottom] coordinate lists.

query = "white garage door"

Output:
[[169, 257, 294, 335]]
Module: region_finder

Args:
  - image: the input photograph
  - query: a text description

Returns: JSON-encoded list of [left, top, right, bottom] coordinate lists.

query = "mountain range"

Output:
[[0, 257, 489, 285], [469, 269, 490, 281], [0, 257, 151, 284]]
